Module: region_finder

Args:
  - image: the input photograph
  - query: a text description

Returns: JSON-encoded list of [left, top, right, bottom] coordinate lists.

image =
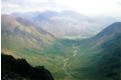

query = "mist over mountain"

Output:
[[12, 10, 121, 38]]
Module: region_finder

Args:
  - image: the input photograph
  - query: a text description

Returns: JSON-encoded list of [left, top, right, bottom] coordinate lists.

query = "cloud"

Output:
[[2, 0, 121, 17], [2, 0, 71, 14], [53, 0, 121, 17], [2, 0, 49, 4], [2, 3, 19, 8], [2, 2, 20, 14], [117, 1, 121, 6]]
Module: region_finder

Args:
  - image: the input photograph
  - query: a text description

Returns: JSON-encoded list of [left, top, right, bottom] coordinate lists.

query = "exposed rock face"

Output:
[[1, 54, 54, 80]]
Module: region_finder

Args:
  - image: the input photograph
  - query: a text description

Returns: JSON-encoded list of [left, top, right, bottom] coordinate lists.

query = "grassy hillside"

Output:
[[66, 22, 121, 80], [1, 15, 121, 80], [1, 15, 75, 80]]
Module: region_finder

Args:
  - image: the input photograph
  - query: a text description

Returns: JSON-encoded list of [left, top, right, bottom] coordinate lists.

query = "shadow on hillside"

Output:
[[1, 54, 54, 80]]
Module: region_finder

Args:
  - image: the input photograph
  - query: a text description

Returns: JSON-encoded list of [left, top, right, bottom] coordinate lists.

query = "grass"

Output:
[[2, 37, 120, 80]]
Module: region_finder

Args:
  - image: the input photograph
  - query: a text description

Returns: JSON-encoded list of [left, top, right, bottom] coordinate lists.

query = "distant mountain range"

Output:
[[12, 10, 121, 38]]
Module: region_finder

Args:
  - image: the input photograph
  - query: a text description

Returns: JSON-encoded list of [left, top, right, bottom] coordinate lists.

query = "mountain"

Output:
[[87, 22, 121, 80], [1, 15, 56, 54], [2, 14, 121, 80], [11, 11, 101, 38], [12, 10, 121, 38], [67, 22, 121, 80], [92, 22, 121, 43], [1, 15, 73, 80], [2, 54, 54, 80]]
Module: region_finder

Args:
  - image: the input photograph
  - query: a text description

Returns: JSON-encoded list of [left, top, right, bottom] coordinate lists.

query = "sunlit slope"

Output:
[[1, 15, 56, 57]]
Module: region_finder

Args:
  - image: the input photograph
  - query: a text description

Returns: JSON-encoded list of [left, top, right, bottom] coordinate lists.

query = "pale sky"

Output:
[[2, 0, 121, 17]]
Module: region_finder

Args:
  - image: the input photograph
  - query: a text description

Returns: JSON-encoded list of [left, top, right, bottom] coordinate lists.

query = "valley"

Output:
[[63, 44, 80, 80], [1, 14, 121, 80], [1, 0, 121, 79]]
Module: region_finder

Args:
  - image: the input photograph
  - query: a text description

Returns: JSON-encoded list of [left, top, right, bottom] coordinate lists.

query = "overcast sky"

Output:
[[2, 0, 121, 17]]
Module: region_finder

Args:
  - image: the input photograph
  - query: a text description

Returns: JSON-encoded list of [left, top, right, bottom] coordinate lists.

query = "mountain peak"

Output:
[[107, 22, 121, 29], [90, 22, 121, 47], [111, 22, 121, 25], [96, 22, 121, 37]]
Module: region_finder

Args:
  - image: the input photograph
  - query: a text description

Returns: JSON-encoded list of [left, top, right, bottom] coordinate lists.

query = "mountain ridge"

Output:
[[12, 10, 121, 37], [70, 22, 121, 80], [1, 15, 56, 55]]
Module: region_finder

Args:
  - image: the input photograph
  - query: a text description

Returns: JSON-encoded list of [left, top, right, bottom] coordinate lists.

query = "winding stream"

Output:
[[63, 44, 80, 79]]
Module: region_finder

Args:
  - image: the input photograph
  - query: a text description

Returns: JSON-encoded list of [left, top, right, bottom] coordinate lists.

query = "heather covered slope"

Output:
[[1, 54, 54, 80]]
